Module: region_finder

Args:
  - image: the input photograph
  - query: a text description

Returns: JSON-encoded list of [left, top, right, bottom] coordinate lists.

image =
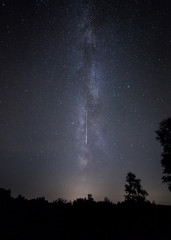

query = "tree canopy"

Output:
[[124, 172, 148, 202], [156, 117, 171, 191]]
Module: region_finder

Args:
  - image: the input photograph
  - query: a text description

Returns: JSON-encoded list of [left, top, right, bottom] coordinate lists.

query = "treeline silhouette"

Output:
[[0, 186, 171, 240], [1, 118, 170, 239]]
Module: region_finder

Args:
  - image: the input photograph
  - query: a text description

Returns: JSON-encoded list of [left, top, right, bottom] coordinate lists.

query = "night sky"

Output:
[[0, 0, 171, 204]]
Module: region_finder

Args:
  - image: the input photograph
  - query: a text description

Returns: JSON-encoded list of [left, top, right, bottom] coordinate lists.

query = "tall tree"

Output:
[[156, 117, 171, 191], [124, 172, 148, 202]]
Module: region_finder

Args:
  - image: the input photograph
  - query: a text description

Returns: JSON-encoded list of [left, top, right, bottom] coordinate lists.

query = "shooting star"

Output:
[[85, 110, 88, 144]]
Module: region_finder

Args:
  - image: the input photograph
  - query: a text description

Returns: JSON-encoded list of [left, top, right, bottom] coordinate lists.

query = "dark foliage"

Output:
[[124, 172, 148, 203], [0, 188, 12, 207], [156, 117, 171, 191], [0, 187, 171, 240]]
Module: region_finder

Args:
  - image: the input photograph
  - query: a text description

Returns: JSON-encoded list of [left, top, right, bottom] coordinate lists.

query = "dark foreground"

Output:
[[0, 191, 171, 240]]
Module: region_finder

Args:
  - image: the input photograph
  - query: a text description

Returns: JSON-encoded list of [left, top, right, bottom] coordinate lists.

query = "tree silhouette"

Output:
[[0, 188, 12, 201], [124, 172, 148, 202], [156, 117, 171, 191], [87, 194, 94, 202]]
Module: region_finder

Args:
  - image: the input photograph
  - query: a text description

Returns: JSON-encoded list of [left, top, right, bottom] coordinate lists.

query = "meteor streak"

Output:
[[85, 110, 88, 144]]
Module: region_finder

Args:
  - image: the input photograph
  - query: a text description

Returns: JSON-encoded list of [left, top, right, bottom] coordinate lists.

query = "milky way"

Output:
[[0, 0, 171, 204], [73, 2, 106, 171]]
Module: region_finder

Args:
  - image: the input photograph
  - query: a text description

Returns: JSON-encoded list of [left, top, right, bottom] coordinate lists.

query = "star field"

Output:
[[0, 0, 170, 204]]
